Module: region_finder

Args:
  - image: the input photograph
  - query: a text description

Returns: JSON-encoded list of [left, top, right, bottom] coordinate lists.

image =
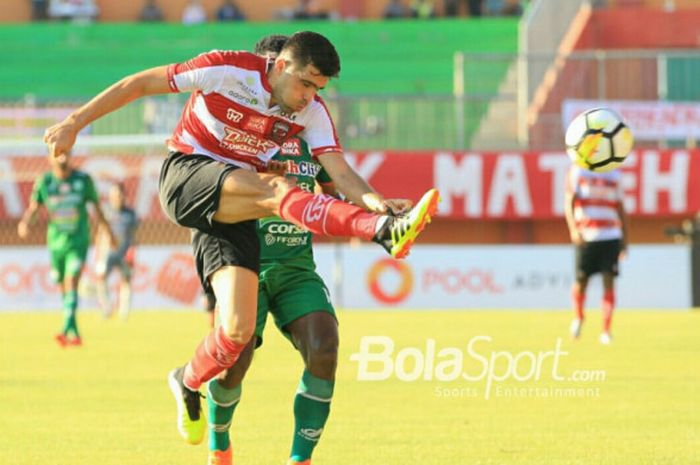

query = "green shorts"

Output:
[[49, 245, 88, 284], [255, 264, 336, 348]]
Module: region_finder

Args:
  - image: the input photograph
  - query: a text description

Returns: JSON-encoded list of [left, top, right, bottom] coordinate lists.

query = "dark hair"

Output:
[[254, 34, 289, 55], [281, 31, 340, 78]]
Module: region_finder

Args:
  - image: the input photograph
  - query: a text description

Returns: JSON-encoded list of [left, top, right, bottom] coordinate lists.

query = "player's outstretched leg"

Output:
[[371, 188, 441, 259], [278, 187, 441, 259]]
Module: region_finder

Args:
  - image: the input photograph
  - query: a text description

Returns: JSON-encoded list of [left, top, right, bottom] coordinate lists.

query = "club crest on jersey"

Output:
[[280, 139, 302, 156], [271, 120, 291, 143], [226, 108, 244, 123], [222, 126, 277, 155]]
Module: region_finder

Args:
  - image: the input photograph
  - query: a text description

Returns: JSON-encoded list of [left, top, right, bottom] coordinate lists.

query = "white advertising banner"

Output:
[[0, 244, 690, 311], [323, 244, 690, 310], [562, 99, 700, 140]]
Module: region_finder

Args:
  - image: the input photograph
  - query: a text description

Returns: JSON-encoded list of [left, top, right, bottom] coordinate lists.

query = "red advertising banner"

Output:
[[0, 149, 697, 220]]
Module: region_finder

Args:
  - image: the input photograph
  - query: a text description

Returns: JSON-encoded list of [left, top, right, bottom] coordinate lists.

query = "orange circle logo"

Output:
[[367, 259, 413, 304]]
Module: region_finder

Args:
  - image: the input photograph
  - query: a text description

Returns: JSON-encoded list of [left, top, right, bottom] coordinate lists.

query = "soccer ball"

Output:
[[564, 107, 634, 172]]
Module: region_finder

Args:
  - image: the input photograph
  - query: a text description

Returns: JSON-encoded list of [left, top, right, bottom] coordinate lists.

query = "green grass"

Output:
[[1, 310, 698, 465]]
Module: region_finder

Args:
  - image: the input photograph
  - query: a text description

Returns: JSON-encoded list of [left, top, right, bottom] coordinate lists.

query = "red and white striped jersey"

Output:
[[567, 165, 623, 242], [166, 50, 342, 171]]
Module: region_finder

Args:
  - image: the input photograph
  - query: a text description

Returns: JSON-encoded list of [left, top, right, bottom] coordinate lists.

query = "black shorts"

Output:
[[159, 152, 260, 285], [575, 239, 621, 280]]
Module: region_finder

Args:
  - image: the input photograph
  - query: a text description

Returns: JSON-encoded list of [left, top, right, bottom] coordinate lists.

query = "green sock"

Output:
[[61, 290, 79, 337], [207, 380, 242, 452], [290, 370, 334, 462]]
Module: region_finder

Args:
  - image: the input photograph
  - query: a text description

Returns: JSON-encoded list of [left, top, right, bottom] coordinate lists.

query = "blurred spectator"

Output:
[[484, 0, 505, 15], [139, 0, 164, 22], [502, 0, 523, 15], [383, 0, 408, 18], [182, 0, 207, 24], [443, 0, 460, 17], [411, 0, 435, 18], [467, 0, 482, 16], [48, 0, 99, 22], [30, 0, 49, 20], [216, 0, 245, 21], [292, 0, 329, 19]]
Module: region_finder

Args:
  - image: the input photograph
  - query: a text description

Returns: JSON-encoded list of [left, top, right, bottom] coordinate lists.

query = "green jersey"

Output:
[[31, 170, 99, 252], [257, 138, 331, 267]]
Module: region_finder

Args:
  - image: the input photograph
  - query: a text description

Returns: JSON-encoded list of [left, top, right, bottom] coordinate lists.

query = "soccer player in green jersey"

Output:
[[202, 35, 397, 465], [17, 152, 114, 347]]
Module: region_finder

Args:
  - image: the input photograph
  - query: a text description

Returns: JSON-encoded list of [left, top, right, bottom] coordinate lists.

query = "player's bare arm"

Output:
[[564, 190, 582, 245], [43, 66, 172, 158], [17, 199, 40, 239], [617, 200, 630, 256], [317, 151, 412, 214], [92, 201, 118, 248]]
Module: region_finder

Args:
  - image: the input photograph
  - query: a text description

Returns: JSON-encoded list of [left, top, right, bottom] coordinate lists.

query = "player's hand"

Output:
[[384, 199, 413, 216], [17, 221, 29, 239], [570, 232, 583, 245], [619, 242, 628, 260], [266, 160, 290, 176], [43, 120, 78, 159], [361, 193, 389, 214]]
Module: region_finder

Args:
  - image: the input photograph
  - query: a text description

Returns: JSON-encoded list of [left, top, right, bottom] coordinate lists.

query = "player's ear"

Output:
[[274, 58, 287, 73]]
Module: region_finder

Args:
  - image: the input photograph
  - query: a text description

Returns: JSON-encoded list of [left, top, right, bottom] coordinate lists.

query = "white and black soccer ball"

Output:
[[564, 107, 634, 172]]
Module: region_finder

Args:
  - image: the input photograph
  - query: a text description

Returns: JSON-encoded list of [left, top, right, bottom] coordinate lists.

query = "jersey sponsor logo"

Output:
[[59, 182, 71, 194], [267, 223, 306, 234], [287, 161, 321, 177], [227, 90, 258, 106], [221, 126, 277, 156], [280, 139, 302, 156], [244, 116, 267, 134], [226, 108, 244, 123]]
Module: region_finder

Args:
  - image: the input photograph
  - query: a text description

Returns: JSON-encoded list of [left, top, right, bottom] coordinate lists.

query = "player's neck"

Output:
[[53, 167, 71, 180]]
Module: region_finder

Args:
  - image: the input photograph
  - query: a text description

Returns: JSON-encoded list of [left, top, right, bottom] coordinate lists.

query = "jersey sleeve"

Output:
[[300, 97, 342, 157], [30, 175, 45, 205], [166, 50, 259, 94], [316, 166, 332, 184]]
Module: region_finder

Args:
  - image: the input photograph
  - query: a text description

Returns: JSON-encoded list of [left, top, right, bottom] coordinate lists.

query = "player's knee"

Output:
[[269, 176, 296, 213], [305, 335, 339, 377], [218, 337, 256, 388], [219, 319, 255, 345]]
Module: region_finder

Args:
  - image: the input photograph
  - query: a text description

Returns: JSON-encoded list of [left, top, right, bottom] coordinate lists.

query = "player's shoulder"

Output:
[[71, 169, 94, 182], [296, 95, 332, 124], [190, 49, 265, 70]]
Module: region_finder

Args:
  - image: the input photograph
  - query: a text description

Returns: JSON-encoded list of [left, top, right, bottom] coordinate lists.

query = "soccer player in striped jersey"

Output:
[[43, 31, 440, 446], [565, 165, 629, 344], [203, 34, 370, 465]]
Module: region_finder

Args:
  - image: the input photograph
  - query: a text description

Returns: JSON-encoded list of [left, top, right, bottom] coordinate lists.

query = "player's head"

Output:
[[109, 182, 126, 209], [254, 34, 289, 59], [270, 31, 340, 113]]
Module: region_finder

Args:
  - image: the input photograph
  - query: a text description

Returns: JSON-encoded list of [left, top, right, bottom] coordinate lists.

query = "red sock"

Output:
[[183, 327, 246, 390], [278, 188, 379, 241], [602, 290, 615, 332], [572, 286, 585, 321]]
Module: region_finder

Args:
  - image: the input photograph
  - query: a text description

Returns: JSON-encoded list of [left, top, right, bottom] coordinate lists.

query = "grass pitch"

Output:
[[0, 309, 698, 465]]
